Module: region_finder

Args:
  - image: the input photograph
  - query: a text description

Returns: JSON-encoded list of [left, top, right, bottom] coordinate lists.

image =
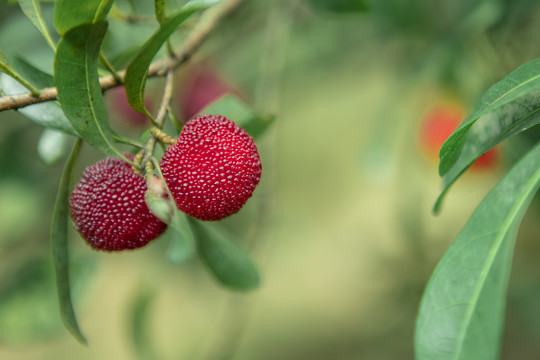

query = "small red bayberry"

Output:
[[160, 114, 262, 221], [177, 64, 240, 120], [70, 157, 167, 251], [419, 101, 499, 170], [107, 86, 153, 127]]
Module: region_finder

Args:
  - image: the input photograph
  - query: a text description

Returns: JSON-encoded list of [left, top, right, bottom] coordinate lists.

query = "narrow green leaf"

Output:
[[200, 94, 274, 139], [51, 138, 87, 345], [145, 190, 174, 223], [0, 50, 41, 95], [54, 22, 122, 158], [93, 0, 115, 23], [436, 58, 540, 212], [154, 0, 166, 24], [124, 0, 220, 117], [188, 217, 260, 291], [18, 0, 57, 50], [144, 163, 195, 265], [0, 57, 76, 134], [415, 142, 540, 360], [0, 48, 7, 65], [9, 56, 53, 88], [166, 210, 196, 265], [53, 0, 114, 35]]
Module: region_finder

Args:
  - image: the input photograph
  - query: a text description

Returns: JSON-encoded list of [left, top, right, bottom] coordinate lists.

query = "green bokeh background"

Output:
[[1, 0, 540, 359]]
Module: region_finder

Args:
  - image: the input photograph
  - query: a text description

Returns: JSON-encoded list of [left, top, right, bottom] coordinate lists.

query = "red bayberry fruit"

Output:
[[160, 114, 262, 221], [70, 157, 167, 251], [419, 102, 499, 170]]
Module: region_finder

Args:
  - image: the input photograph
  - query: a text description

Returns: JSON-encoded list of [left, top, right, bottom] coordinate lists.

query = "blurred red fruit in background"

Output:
[[107, 86, 153, 127], [177, 64, 240, 121], [419, 102, 499, 170]]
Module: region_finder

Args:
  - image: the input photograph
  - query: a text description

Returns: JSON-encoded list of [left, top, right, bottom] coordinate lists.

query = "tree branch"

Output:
[[0, 0, 243, 113]]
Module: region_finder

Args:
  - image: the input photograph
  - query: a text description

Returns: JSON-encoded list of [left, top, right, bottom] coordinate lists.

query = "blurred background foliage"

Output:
[[1, 0, 540, 359]]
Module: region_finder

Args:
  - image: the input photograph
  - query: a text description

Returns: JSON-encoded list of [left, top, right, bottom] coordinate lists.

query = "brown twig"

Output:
[[0, 0, 243, 113], [140, 69, 176, 168]]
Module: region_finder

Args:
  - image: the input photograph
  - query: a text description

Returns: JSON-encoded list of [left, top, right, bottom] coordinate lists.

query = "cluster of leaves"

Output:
[[415, 59, 540, 358], [0, 0, 273, 345]]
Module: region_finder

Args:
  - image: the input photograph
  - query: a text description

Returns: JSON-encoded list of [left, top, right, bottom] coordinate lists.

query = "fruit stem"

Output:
[[155, 69, 175, 129], [151, 127, 177, 145], [140, 69, 176, 171]]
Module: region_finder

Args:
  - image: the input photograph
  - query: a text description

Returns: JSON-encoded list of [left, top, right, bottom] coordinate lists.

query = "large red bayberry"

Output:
[[70, 157, 167, 251], [160, 114, 262, 221]]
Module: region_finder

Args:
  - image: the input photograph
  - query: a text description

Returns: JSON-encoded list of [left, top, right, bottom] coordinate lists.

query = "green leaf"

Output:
[[0, 49, 7, 65], [53, 0, 114, 36], [308, 0, 369, 13], [166, 210, 195, 265], [436, 58, 540, 212], [124, 0, 219, 117], [0, 57, 76, 134], [199, 94, 274, 139], [54, 22, 122, 157], [188, 217, 260, 291], [145, 170, 195, 264], [51, 138, 87, 345], [415, 142, 540, 360], [0, 50, 41, 95], [10, 56, 53, 88], [18, 0, 57, 50]]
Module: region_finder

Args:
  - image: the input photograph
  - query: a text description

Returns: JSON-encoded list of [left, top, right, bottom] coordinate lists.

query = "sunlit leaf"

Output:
[[54, 22, 122, 157], [0, 57, 76, 134], [416, 142, 540, 360], [436, 58, 540, 212], [200, 94, 274, 139], [18, 0, 57, 50], [124, 0, 220, 117], [51, 138, 87, 345], [188, 217, 260, 291], [53, 0, 114, 35]]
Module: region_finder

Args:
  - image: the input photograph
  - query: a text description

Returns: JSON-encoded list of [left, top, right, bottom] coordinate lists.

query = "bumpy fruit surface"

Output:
[[160, 114, 262, 221], [70, 157, 167, 251]]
